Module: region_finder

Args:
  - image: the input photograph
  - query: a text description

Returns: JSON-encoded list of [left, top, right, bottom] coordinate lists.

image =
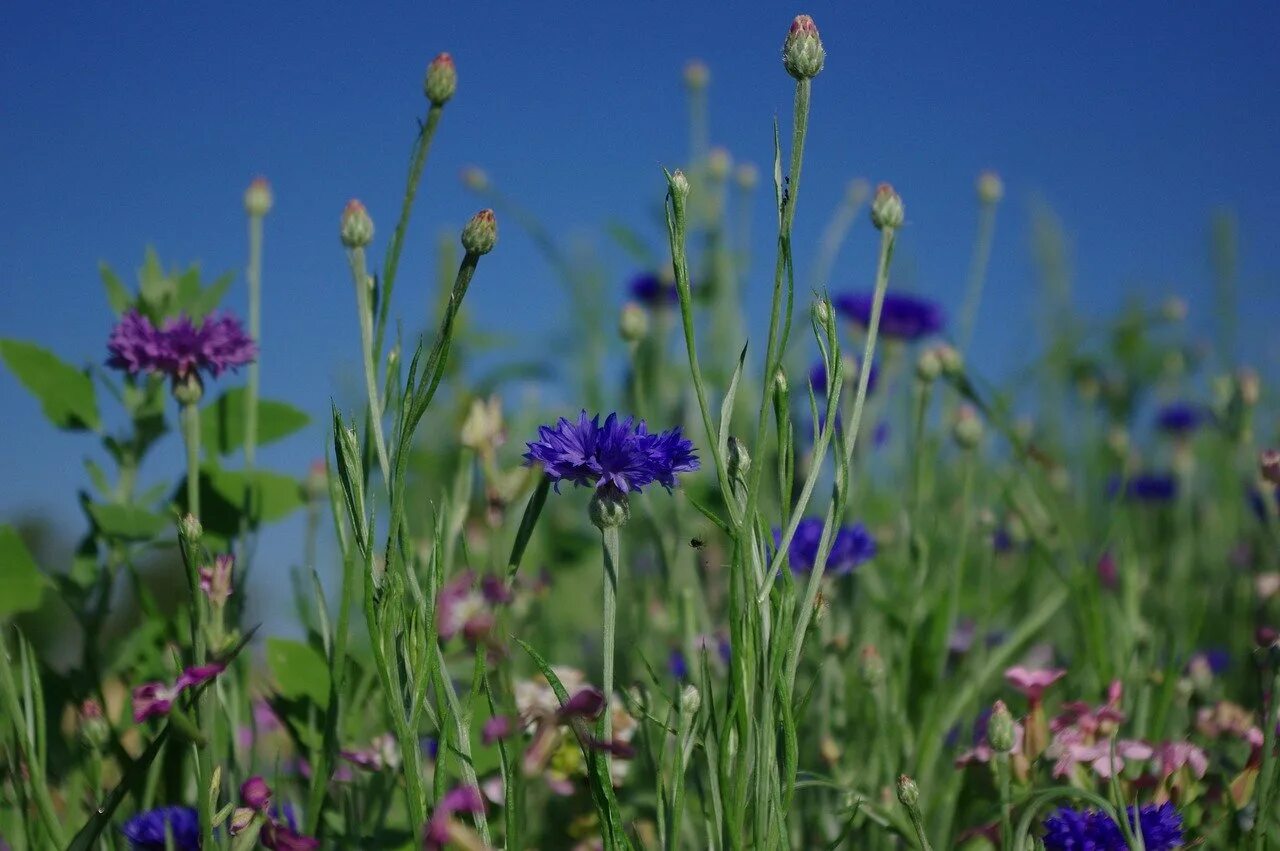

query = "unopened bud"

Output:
[[814, 297, 832, 327], [858, 645, 885, 686], [460, 166, 489, 191], [181, 513, 203, 545], [727, 436, 752, 482], [896, 774, 921, 809], [953, 405, 983, 449], [461, 209, 497, 255], [773, 368, 789, 395], [78, 700, 110, 749], [915, 348, 941, 382], [670, 170, 690, 200], [589, 489, 631, 530], [240, 775, 272, 810], [1239, 368, 1260, 407], [1262, 450, 1280, 486], [1161, 296, 1188, 322], [782, 15, 825, 81], [679, 684, 701, 716], [735, 163, 759, 191], [988, 700, 1015, 752], [683, 59, 710, 91], [707, 147, 732, 182], [619, 302, 649, 343], [936, 344, 963, 377], [819, 735, 841, 765], [229, 807, 256, 836], [424, 52, 457, 105], [340, 200, 374, 248], [243, 177, 273, 217], [976, 171, 1004, 205], [460, 396, 504, 451], [869, 183, 905, 231]]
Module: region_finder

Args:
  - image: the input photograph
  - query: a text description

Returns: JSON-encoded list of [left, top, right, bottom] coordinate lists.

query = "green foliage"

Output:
[[0, 525, 49, 617], [0, 339, 100, 431], [266, 637, 331, 708], [200, 388, 310, 456]]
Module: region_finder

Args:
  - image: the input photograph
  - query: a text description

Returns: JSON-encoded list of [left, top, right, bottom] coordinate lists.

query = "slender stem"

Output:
[[349, 246, 391, 483], [244, 212, 264, 468], [1252, 666, 1280, 849], [600, 526, 621, 775], [842, 227, 897, 468], [994, 754, 1013, 850], [180, 399, 213, 846], [181, 400, 201, 521], [958, 201, 997, 355]]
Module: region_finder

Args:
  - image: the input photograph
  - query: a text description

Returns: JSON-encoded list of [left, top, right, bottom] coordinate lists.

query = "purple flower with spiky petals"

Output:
[[773, 517, 877, 576], [833, 292, 945, 341], [1108, 472, 1178, 503], [107, 310, 257, 381], [524, 411, 698, 495], [1042, 803, 1183, 850], [628, 272, 679, 306], [121, 806, 200, 850]]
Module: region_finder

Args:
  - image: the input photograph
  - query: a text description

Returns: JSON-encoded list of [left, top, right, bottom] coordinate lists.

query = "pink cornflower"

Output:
[[1005, 666, 1067, 704]]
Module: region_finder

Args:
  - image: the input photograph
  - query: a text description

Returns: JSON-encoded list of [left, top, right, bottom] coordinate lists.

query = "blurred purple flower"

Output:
[[1155, 402, 1213, 436], [1042, 803, 1182, 851], [107, 310, 256, 381], [773, 517, 877, 576], [1108, 472, 1178, 503], [628, 272, 679, 306], [524, 411, 698, 494], [833, 292, 945, 341], [120, 806, 200, 850], [425, 785, 486, 850]]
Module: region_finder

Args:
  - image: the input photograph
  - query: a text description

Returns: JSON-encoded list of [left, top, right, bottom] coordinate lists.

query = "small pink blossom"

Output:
[[199, 555, 235, 608], [1004, 666, 1066, 702], [132, 682, 179, 723]]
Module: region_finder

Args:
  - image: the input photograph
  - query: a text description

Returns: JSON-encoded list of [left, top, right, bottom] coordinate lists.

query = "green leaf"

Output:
[[186, 271, 235, 319], [201, 388, 310, 456], [99, 262, 132, 314], [266, 638, 330, 708], [175, 467, 305, 537], [0, 339, 100, 431], [85, 502, 169, 541], [0, 525, 50, 618]]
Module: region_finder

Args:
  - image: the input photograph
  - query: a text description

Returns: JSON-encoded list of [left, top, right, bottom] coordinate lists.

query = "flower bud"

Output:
[[727, 436, 752, 482], [869, 183, 905, 231], [229, 807, 256, 836], [670, 169, 690, 200], [461, 209, 497, 255], [915, 348, 941, 382], [976, 171, 1004, 205], [987, 700, 1015, 752], [782, 15, 825, 80], [707, 147, 732, 182], [78, 700, 110, 749], [734, 163, 759, 191], [181, 513, 203, 545], [814, 297, 832, 327], [340, 200, 374, 248], [1239, 368, 1260, 407], [619, 302, 649, 343], [460, 166, 489, 191], [1262, 450, 1280, 486], [172, 371, 204, 406], [953, 405, 983, 450], [858, 645, 886, 686], [243, 177, 273, 217], [1161, 296, 1188, 322], [460, 396, 504, 452], [896, 774, 921, 809], [683, 59, 710, 91], [589, 488, 631, 530], [773, 368, 789, 395], [679, 684, 701, 716], [936, 344, 963, 377], [424, 52, 457, 105], [240, 775, 272, 810]]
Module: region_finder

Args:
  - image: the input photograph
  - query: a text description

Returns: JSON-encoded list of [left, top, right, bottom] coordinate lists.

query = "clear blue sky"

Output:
[[3, 2, 1279, 549]]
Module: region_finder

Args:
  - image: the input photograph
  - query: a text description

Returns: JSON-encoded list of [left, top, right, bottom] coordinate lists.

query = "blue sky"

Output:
[[2, 2, 1279, 555]]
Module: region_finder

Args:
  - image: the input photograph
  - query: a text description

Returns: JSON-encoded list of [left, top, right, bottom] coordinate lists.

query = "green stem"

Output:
[[348, 246, 391, 483], [601, 525, 621, 774], [0, 638, 67, 847], [994, 754, 1013, 850], [244, 212, 264, 469], [842, 227, 897, 469], [1252, 666, 1280, 849], [957, 201, 997, 355], [181, 400, 201, 521]]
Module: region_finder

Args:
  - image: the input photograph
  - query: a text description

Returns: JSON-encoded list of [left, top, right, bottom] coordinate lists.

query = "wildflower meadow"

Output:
[[3, 11, 1280, 851]]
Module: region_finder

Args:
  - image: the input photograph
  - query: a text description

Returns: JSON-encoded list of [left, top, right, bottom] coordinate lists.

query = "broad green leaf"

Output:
[[186, 271, 235, 319], [201, 388, 310, 456], [0, 525, 50, 618], [175, 467, 305, 537], [266, 637, 330, 708], [0, 339, 100, 431], [85, 502, 169, 541], [99, 262, 132, 314]]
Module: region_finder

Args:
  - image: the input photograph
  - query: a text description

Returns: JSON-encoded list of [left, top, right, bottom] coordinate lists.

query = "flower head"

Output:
[[1005, 666, 1066, 703], [1109, 472, 1178, 503], [774, 518, 876, 576], [810, 356, 878, 397], [437, 571, 500, 643], [120, 806, 200, 850], [133, 663, 226, 723], [782, 14, 825, 80], [1156, 402, 1212, 436], [1042, 803, 1183, 851], [107, 311, 256, 381], [424, 52, 457, 105], [524, 411, 698, 495], [244, 177, 274, 217], [460, 208, 497, 255], [241, 776, 272, 810], [833, 292, 944, 341], [629, 272, 680, 307], [199, 554, 234, 609], [425, 785, 486, 850]]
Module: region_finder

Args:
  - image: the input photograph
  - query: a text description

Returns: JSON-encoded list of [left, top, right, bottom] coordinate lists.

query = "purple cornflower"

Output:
[[524, 411, 698, 494], [132, 662, 225, 723], [107, 310, 257, 381], [121, 806, 200, 850], [1155, 402, 1212, 436], [1108, 473, 1178, 503], [425, 785, 486, 850], [436, 571, 500, 643], [833, 292, 945, 341], [628, 272, 679, 306], [1042, 802, 1183, 850], [773, 517, 877, 576]]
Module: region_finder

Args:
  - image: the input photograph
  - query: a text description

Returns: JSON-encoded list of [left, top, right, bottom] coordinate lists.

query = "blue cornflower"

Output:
[[1042, 803, 1183, 850], [1108, 472, 1178, 503], [1156, 402, 1212, 436], [121, 806, 200, 850], [628, 272, 679, 306], [774, 517, 877, 576], [524, 411, 699, 494], [833, 292, 945, 341]]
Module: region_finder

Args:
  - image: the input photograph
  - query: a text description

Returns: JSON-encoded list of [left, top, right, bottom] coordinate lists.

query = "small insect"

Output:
[[689, 538, 705, 549]]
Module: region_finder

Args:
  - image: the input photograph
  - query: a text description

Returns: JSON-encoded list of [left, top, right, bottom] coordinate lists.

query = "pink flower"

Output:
[[132, 682, 179, 723], [1154, 741, 1209, 780], [437, 571, 500, 643], [177, 662, 226, 690], [199, 555, 234, 608], [1004, 666, 1066, 702], [425, 785, 486, 850], [240, 776, 272, 810], [483, 715, 514, 745]]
